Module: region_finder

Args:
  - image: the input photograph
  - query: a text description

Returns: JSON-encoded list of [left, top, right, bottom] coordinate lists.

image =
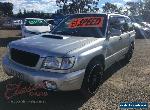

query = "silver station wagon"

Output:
[[2, 13, 135, 97]]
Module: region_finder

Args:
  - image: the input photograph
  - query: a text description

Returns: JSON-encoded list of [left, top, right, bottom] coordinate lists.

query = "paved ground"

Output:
[[0, 30, 149, 110]]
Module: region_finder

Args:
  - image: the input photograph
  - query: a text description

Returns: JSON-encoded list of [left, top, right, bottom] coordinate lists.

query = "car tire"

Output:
[[80, 59, 104, 98], [125, 43, 134, 62]]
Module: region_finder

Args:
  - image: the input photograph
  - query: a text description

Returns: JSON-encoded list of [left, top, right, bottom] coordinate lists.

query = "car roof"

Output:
[[108, 13, 129, 18], [67, 13, 129, 18], [25, 18, 44, 20], [68, 13, 107, 16]]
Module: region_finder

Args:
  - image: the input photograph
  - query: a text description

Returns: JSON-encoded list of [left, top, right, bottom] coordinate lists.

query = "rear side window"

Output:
[[25, 19, 49, 26]]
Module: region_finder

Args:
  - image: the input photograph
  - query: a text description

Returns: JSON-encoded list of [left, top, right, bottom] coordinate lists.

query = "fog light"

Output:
[[44, 81, 57, 90]]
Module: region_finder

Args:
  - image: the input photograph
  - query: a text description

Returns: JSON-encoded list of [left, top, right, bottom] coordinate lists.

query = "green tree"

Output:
[[126, 2, 136, 15], [102, 2, 121, 13], [0, 2, 13, 16], [56, 0, 99, 15], [23, 9, 27, 15], [17, 9, 23, 18], [143, 0, 150, 22], [144, 0, 150, 11], [126, 1, 144, 16]]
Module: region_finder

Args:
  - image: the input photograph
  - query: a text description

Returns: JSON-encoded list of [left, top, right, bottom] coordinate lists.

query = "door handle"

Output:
[[119, 37, 122, 40]]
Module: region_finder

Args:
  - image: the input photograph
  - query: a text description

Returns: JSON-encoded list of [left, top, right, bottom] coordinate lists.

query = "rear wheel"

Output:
[[80, 59, 104, 98]]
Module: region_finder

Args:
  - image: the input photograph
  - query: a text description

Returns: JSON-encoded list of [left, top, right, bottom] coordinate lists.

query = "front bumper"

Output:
[[2, 55, 85, 91]]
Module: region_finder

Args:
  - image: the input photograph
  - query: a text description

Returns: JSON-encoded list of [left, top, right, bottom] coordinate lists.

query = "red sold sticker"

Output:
[[68, 17, 104, 28]]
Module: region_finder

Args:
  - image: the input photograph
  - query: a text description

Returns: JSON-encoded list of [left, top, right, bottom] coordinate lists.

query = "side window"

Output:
[[125, 17, 134, 31], [118, 17, 126, 24], [109, 16, 126, 34], [109, 17, 120, 30], [118, 17, 128, 33], [108, 16, 123, 37]]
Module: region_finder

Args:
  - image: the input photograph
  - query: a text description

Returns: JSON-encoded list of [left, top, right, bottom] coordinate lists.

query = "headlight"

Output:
[[42, 57, 62, 69], [61, 57, 75, 69], [42, 57, 75, 70]]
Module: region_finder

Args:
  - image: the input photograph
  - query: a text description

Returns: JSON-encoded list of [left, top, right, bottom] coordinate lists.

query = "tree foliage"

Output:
[[125, 0, 150, 21], [126, 2, 143, 15], [56, 0, 99, 14], [16, 9, 52, 19], [102, 2, 122, 13], [0, 2, 13, 16], [143, 0, 150, 21]]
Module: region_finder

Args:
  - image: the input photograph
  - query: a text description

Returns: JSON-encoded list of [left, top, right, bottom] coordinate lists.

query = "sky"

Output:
[[0, 0, 139, 14]]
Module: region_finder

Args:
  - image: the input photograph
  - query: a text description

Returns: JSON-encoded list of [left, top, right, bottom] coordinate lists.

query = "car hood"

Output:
[[25, 26, 50, 33], [9, 34, 101, 57]]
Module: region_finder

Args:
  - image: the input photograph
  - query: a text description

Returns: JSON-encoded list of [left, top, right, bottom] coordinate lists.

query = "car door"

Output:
[[105, 16, 123, 68], [123, 17, 135, 48], [117, 17, 130, 55]]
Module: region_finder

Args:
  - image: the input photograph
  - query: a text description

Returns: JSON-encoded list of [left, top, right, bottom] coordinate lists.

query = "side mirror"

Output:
[[109, 28, 122, 36], [49, 24, 54, 30]]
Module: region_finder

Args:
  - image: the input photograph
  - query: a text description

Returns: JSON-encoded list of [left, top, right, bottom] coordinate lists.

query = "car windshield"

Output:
[[25, 19, 48, 26], [51, 14, 107, 38]]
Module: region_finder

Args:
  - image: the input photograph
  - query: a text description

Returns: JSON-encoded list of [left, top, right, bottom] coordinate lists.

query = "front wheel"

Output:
[[80, 59, 104, 98]]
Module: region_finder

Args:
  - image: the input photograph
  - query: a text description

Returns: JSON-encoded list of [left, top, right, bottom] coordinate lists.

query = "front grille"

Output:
[[10, 48, 40, 67]]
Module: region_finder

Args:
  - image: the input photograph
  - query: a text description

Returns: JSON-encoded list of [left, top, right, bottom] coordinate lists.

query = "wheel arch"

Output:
[[86, 54, 105, 71]]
